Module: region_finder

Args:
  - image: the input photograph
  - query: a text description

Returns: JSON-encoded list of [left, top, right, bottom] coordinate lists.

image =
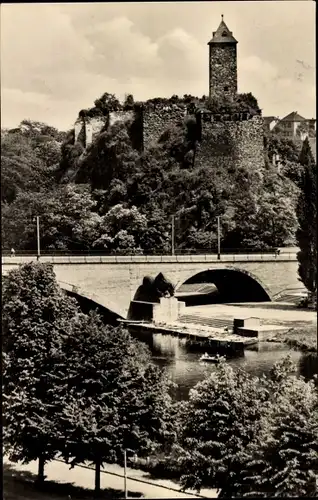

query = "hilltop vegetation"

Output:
[[1, 93, 305, 254]]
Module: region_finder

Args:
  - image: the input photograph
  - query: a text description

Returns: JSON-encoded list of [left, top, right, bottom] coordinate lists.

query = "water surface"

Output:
[[132, 331, 307, 400]]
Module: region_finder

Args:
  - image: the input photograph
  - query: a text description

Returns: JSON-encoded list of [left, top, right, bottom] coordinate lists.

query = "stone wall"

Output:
[[196, 114, 265, 172], [73, 107, 264, 168], [142, 105, 187, 149], [235, 116, 265, 171], [85, 117, 108, 147], [209, 44, 237, 97], [74, 118, 84, 143], [74, 111, 137, 148]]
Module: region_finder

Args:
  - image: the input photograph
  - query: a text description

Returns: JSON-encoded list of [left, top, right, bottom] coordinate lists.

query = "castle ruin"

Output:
[[73, 17, 265, 173]]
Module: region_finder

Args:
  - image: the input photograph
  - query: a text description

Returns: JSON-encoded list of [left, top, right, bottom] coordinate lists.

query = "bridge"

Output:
[[2, 253, 300, 319]]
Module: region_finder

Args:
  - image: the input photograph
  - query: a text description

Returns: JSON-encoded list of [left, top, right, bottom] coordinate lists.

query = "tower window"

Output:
[[222, 31, 227, 37]]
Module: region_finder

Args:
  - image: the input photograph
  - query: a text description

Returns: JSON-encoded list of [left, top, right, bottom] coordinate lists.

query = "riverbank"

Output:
[[178, 303, 317, 353], [271, 324, 317, 352]]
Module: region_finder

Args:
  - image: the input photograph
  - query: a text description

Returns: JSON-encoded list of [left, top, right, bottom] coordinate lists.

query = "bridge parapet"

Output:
[[2, 253, 297, 266]]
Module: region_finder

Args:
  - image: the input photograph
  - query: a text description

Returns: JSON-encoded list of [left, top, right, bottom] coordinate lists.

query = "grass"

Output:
[[272, 324, 317, 352], [3, 463, 142, 500], [284, 326, 317, 352]]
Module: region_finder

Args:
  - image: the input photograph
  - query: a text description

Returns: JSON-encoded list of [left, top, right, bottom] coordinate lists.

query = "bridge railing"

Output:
[[2, 253, 297, 264], [1, 247, 297, 257]]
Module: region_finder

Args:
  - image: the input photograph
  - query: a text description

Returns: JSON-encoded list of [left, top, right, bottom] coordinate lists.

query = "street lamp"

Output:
[[124, 450, 128, 499], [171, 215, 175, 255], [35, 216, 40, 260], [217, 215, 221, 260]]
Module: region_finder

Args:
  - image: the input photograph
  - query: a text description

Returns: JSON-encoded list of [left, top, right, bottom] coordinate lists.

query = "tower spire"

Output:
[[208, 19, 238, 98]]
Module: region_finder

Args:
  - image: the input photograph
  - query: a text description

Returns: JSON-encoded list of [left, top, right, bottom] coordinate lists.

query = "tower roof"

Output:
[[208, 16, 238, 45]]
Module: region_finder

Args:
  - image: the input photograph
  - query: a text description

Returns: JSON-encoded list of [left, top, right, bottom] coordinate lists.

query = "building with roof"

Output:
[[272, 111, 316, 140], [263, 116, 280, 132]]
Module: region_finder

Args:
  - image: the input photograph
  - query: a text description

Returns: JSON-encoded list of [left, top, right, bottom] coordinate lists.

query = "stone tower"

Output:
[[208, 16, 238, 98]]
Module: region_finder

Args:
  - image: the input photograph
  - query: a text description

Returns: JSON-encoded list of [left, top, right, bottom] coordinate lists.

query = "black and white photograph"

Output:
[[1, 1, 317, 498]]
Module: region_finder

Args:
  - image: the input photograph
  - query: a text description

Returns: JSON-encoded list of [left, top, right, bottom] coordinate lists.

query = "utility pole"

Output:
[[217, 216, 221, 260], [171, 215, 175, 256], [124, 450, 128, 499], [36, 216, 40, 261]]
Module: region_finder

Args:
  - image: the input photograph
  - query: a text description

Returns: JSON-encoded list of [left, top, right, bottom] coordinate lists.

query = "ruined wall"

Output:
[[209, 44, 237, 98], [142, 105, 187, 149], [85, 117, 108, 147], [196, 112, 265, 172], [74, 111, 137, 148], [73, 107, 265, 174], [74, 118, 84, 143]]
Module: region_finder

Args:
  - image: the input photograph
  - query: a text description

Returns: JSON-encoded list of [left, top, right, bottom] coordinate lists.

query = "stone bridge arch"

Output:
[[58, 281, 125, 324], [175, 266, 272, 303]]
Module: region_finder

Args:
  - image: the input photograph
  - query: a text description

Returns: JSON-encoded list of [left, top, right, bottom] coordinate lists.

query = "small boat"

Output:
[[199, 353, 222, 363]]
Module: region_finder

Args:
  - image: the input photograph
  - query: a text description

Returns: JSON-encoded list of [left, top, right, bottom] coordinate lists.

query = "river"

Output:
[[130, 330, 314, 400]]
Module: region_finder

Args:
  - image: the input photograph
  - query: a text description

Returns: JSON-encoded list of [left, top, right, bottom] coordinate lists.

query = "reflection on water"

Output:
[[298, 352, 318, 380], [132, 330, 309, 400]]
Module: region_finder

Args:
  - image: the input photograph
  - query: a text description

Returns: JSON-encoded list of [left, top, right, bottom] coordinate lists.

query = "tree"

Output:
[[264, 131, 302, 164], [57, 313, 174, 493], [174, 356, 318, 498], [94, 92, 122, 113], [176, 361, 270, 494], [296, 137, 317, 305], [1, 131, 50, 204], [234, 371, 318, 497], [139, 209, 171, 254], [281, 159, 304, 187], [76, 121, 141, 192], [1, 121, 65, 205], [3, 262, 79, 482], [123, 94, 135, 110], [58, 130, 83, 182], [2, 184, 102, 251], [93, 204, 146, 254]]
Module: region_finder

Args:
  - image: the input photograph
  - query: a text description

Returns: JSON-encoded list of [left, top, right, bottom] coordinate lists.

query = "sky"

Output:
[[1, 1, 316, 131]]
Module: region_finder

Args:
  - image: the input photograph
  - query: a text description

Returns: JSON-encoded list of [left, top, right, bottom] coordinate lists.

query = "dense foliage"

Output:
[[236, 372, 318, 497], [1, 92, 304, 253], [2, 262, 79, 481], [58, 313, 174, 492], [3, 262, 174, 491], [1, 121, 64, 205], [155, 357, 318, 497], [175, 362, 270, 494], [295, 137, 317, 305], [2, 185, 102, 251]]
